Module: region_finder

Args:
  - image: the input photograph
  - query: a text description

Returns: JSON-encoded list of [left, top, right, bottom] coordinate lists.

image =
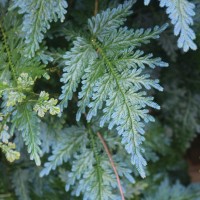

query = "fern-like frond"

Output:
[[60, 37, 97, 109], [62, 146, 119, 199], [113, 49, 167, 71], [39, 122, 58, 155], [76, 60, 105, 121], [40, 126, 88, 177], [159, 0, 197, 52], [60, 163, 119, 200], [77, 163, 118, 200], [0, 12, 46, 80], [60, 0, 168, 178], [0, 12, 59, 166], [42, 123, 135, 199], [144, 0, 197, 51], [88, 0, 135, 38], [65, 148, 94, 192], [10, 0, 68, 57], [103, 25, 168, 52], [12, 103, 42, 166]]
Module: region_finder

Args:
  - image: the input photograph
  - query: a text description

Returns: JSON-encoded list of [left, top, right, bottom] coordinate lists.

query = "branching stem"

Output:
[[97, 132, 125, 200]]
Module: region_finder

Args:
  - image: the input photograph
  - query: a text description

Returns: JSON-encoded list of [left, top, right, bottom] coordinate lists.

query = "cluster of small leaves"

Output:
[[5, 73, 34, 107], [0, 75, 59, 166], [60, 0, 168, 178], [34, 91, 60, 117], [0, 73, 41, 164], [0, 142, 20, 162], [0, 10, 61, 166], [0, 113, 21, 163]]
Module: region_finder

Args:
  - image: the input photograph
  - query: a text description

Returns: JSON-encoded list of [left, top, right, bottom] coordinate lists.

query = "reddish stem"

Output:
[[97, 132, 125, 200], [94, 0, 99, 16]]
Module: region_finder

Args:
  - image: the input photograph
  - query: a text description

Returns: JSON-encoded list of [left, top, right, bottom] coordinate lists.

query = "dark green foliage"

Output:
[[0, 0, 200, 199]]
